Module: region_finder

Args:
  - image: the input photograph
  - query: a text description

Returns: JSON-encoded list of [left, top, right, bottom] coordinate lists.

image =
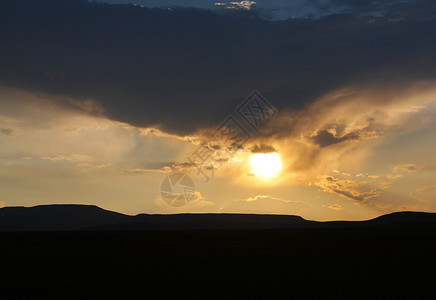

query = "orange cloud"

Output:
[[328, 204, 343, 211], [222, 195, 309, 215], [315, 176, 382, 203]]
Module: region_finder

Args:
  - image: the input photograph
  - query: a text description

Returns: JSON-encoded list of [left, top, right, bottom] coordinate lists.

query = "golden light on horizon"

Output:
[[250, 152, 282, 179]]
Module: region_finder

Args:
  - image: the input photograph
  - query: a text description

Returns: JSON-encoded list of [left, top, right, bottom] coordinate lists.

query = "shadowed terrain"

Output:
[[1, 228, 435, 299], [1, 204, 436, 231], [0, 205, 435, 298]]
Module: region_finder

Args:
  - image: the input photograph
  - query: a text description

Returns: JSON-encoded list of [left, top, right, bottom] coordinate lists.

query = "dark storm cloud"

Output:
[[1, 0, 436, 135], [310, 125, 382, 147], [311, 129, 360, 147], [250, 144, 277, 153]]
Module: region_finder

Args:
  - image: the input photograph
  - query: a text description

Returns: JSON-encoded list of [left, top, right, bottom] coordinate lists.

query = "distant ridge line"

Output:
[[0, 205, 436, 231]]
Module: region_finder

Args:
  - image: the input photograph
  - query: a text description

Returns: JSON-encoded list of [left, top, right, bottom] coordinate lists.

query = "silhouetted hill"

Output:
[[369, 211, 436, 224], [87, 213, 314, 230], [0, 204, 131, 231], [322, 211, 436, 229], [1, 205, 436, 231]]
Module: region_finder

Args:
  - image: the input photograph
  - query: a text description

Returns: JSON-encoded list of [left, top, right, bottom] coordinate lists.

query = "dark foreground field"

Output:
[[1, 228, 436, 299]]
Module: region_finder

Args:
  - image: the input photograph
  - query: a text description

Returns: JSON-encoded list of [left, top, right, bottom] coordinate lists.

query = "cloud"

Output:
[[0, 87, 195, 180], [375, 203, 393, 213], [155, 190, 214, 210], [250, 144, 276, 153], [2, 0, 436, 218], [171, 162, 198, 170], [222, 195, 309, 214], [397, 204, 420, 211], [310, 129, 361, 147], [394, 164, 425, 172], [40, 154, 94, 162], [124, 161, 199, 174], [97, 0, 427, 20], [220, 1, 256, 11], [327, 204, 343, 211], [381, 163, 425, 180], [409, 184, 436, 210], [386, 173, 403, 179], [126, 167, 172, 174], [311, 0, 417, 14], [239, 81, 436, 185], [315, 176, 381, 202], [1, 0, 436, 136], [139, 128, 196, 143]]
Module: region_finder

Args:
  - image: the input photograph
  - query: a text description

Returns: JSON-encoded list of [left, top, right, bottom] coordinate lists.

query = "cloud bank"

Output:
[[1, 0, 436, 136]]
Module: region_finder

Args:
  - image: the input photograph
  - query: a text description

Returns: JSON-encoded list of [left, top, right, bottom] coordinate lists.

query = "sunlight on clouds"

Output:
[[0, 88, 196, 212], [198, 81, 436, 216], [178, 81, 436, 218], [315, 175, 382, 203], [239, 82, 436, 183], [0, 88, 196, 172], [154, 190, 215, 213], [139, 127, 197, 143], [41, 154, 94, 162], [249, 152, 282, 178], [409, 184, 436, 211], [2, 81, 436, 219], [222, 195, 309, 215], [327, 204, 343, 211]]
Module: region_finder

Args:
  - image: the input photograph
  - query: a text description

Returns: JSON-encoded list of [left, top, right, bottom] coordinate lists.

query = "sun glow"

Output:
[[250, 152, 282, 178]]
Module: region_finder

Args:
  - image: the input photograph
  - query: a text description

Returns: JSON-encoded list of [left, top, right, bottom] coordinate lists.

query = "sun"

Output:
[[250, 152, 282, 178]]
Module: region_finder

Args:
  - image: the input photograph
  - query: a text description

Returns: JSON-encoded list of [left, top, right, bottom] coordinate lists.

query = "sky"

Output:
[[1, 0, 436, 220], [92, 0, 347, 20]]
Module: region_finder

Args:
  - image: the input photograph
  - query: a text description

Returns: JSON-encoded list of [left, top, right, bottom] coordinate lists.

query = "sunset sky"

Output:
[[1, 0, 436, 220]]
